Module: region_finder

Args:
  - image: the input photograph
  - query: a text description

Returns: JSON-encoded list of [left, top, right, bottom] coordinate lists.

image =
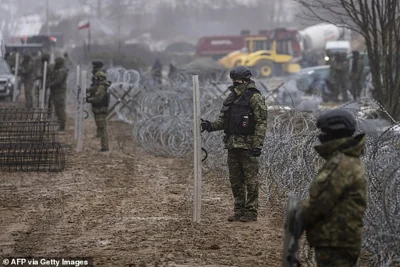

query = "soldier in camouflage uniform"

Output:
[[201, 66, 268, 222], [91, 61, 104, 86], [48, 57, 68, 131], [332, 52, 350, 102], [19, 53, 35, 108], [350, 51, 364, 100], [300, 109, 367, 267], [86, 71, 110, 152]]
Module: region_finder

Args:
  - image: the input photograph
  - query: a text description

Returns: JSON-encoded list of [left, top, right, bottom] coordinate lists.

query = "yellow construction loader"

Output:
[[238, 41, 301, 78]]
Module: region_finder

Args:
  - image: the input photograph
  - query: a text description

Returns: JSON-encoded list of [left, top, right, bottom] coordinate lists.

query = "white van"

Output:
[[324, 40, 352, 61]]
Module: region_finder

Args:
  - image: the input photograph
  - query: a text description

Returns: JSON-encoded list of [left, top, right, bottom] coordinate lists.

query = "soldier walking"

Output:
[[299, 109, 367, 266], [19, 53, 34, 108], [48, 57, 68, 131], [350, 51, 364, 100], [86, 71, 110, 152], [201, 66, 268, 222]]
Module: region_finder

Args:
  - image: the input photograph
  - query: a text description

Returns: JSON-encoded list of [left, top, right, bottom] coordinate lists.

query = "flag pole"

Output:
[[88, 21, 91, 53]]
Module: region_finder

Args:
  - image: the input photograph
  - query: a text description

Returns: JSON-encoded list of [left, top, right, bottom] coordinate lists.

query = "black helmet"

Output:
[[230, 66, 252, 80], [92, 60, 103, 69], [317, 109, 356, 133]]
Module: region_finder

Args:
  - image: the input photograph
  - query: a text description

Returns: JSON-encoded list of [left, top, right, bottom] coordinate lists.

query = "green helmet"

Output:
[[54, 57, 64, 65], [42, 53, 50, 62], [95, 71, 107, 81]]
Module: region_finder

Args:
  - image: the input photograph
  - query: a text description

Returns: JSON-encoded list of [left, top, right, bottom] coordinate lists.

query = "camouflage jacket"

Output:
[[210, 81, 268, 150], [19, 60, 34, 80], [48, 67, 68, 92], [87, 80, 111, 113], [301, 134, 367, 249], [333, 59, 350, 78]]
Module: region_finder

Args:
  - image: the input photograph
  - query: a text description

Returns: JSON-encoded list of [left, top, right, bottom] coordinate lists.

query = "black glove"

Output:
[[201, 120, 212, 132], [250, 148, 262, 157]]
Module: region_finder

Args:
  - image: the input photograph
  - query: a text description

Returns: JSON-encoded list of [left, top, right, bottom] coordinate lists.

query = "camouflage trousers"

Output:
[[23, 81, 33, 109], [350, 79, 362, 100], [333, 77, 350, 101], [315, 247, 360, 267], [93, 111, 108, 150], [227, 148, 259, 216], [49, 90, 67, 127]]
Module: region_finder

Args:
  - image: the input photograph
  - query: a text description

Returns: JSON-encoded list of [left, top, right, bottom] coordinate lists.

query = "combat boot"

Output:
[[227, 213, 243, 222], [239, 213, 257, 222]]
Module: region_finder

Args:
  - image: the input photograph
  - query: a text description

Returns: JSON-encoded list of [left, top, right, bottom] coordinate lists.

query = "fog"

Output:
[[0, 0, 303, 44]]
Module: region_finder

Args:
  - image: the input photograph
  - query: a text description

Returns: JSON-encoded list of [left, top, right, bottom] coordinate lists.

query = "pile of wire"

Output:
[[0, 108, 69, 172]]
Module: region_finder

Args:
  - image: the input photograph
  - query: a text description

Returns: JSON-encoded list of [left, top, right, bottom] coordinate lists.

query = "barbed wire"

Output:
[[69, 66, 399, 266]]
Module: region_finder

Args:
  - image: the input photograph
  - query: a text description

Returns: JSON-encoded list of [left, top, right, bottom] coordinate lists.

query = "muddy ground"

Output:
[[0, 112, 287, 267]]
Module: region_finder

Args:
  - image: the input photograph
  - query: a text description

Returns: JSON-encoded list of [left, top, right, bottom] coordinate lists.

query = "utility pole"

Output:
[[46, 0, 50, 35]]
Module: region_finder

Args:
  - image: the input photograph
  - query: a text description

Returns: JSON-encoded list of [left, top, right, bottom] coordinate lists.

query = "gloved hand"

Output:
[[250, 148, 262, 157], [201, 120, 212, 132]]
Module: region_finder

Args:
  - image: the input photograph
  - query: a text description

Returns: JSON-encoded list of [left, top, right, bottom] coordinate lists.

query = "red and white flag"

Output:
[[78, 20, 90, 30]]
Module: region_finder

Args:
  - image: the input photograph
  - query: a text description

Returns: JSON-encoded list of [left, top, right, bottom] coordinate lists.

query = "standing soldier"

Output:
[[333, 52, 350, 102], [48, 57, 68, 131], [350, 51, 364, 100], [86, 71, 110, 152], [201, 66, 268, 222], [91, 61, 104, 86], [19, 53, 34, 108], [151, 58, 162, 85], [7, 48, 18, 73], [299, 109, 367, 266], [326, 52, 339, 101]]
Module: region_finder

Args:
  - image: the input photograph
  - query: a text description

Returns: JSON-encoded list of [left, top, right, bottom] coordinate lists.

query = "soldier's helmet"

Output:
[[54, 57, 65, 66], [42, 53, 50, 62], [317, 109, 356, 135], [95, 71, 107, 81], [230, 66, 252, 80], [92, 61, 103, 69]]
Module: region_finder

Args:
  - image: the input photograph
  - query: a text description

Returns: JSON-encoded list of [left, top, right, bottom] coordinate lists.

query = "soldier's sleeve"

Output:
[[210, 107, 225, 132], [250, 93, 268, 148], [49, 69, 68, 88], [301, 155, 352, 229], [90, 84, 107, 104]]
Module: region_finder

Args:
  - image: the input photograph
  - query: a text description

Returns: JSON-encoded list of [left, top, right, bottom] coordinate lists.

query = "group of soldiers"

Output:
[[202, 65, 367, 266], [326, 50, 365, 102], [5, 50, 69, 131], [5, 51, 110, 152]]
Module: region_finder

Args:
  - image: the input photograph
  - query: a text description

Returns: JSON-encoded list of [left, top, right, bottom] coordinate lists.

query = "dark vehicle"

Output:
[[295, 65, 330, 92], [0, 59, 16, 101], [5, 44, 44, 57], [23, 34, 63, 49]]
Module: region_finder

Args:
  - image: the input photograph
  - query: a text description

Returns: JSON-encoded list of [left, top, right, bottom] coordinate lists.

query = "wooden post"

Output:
[[39, 61, 47, 109], [192, 75, 202, 223], [77, 70, 87, 152], [74, 65, 81, 140], [12, 53, 20, 103]]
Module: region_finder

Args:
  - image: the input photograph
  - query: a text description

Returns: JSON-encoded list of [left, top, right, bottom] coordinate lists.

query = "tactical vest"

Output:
[[223, 88, 259, 135], [91, 82, 111, 109]]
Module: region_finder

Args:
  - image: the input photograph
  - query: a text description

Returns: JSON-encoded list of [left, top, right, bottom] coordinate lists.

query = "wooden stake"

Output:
[[192, 75, 202, 223], [77, 70, 87, 152]]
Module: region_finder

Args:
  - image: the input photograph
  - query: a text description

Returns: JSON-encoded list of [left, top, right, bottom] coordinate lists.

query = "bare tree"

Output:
[[297, 0, 400, 119]]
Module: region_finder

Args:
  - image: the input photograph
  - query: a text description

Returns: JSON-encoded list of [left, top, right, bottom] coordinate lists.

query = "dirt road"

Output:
[[0, 120, 285, 267]]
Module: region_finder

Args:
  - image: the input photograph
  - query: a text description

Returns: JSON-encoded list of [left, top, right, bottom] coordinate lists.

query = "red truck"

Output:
[[195, 36, 246, 59]]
